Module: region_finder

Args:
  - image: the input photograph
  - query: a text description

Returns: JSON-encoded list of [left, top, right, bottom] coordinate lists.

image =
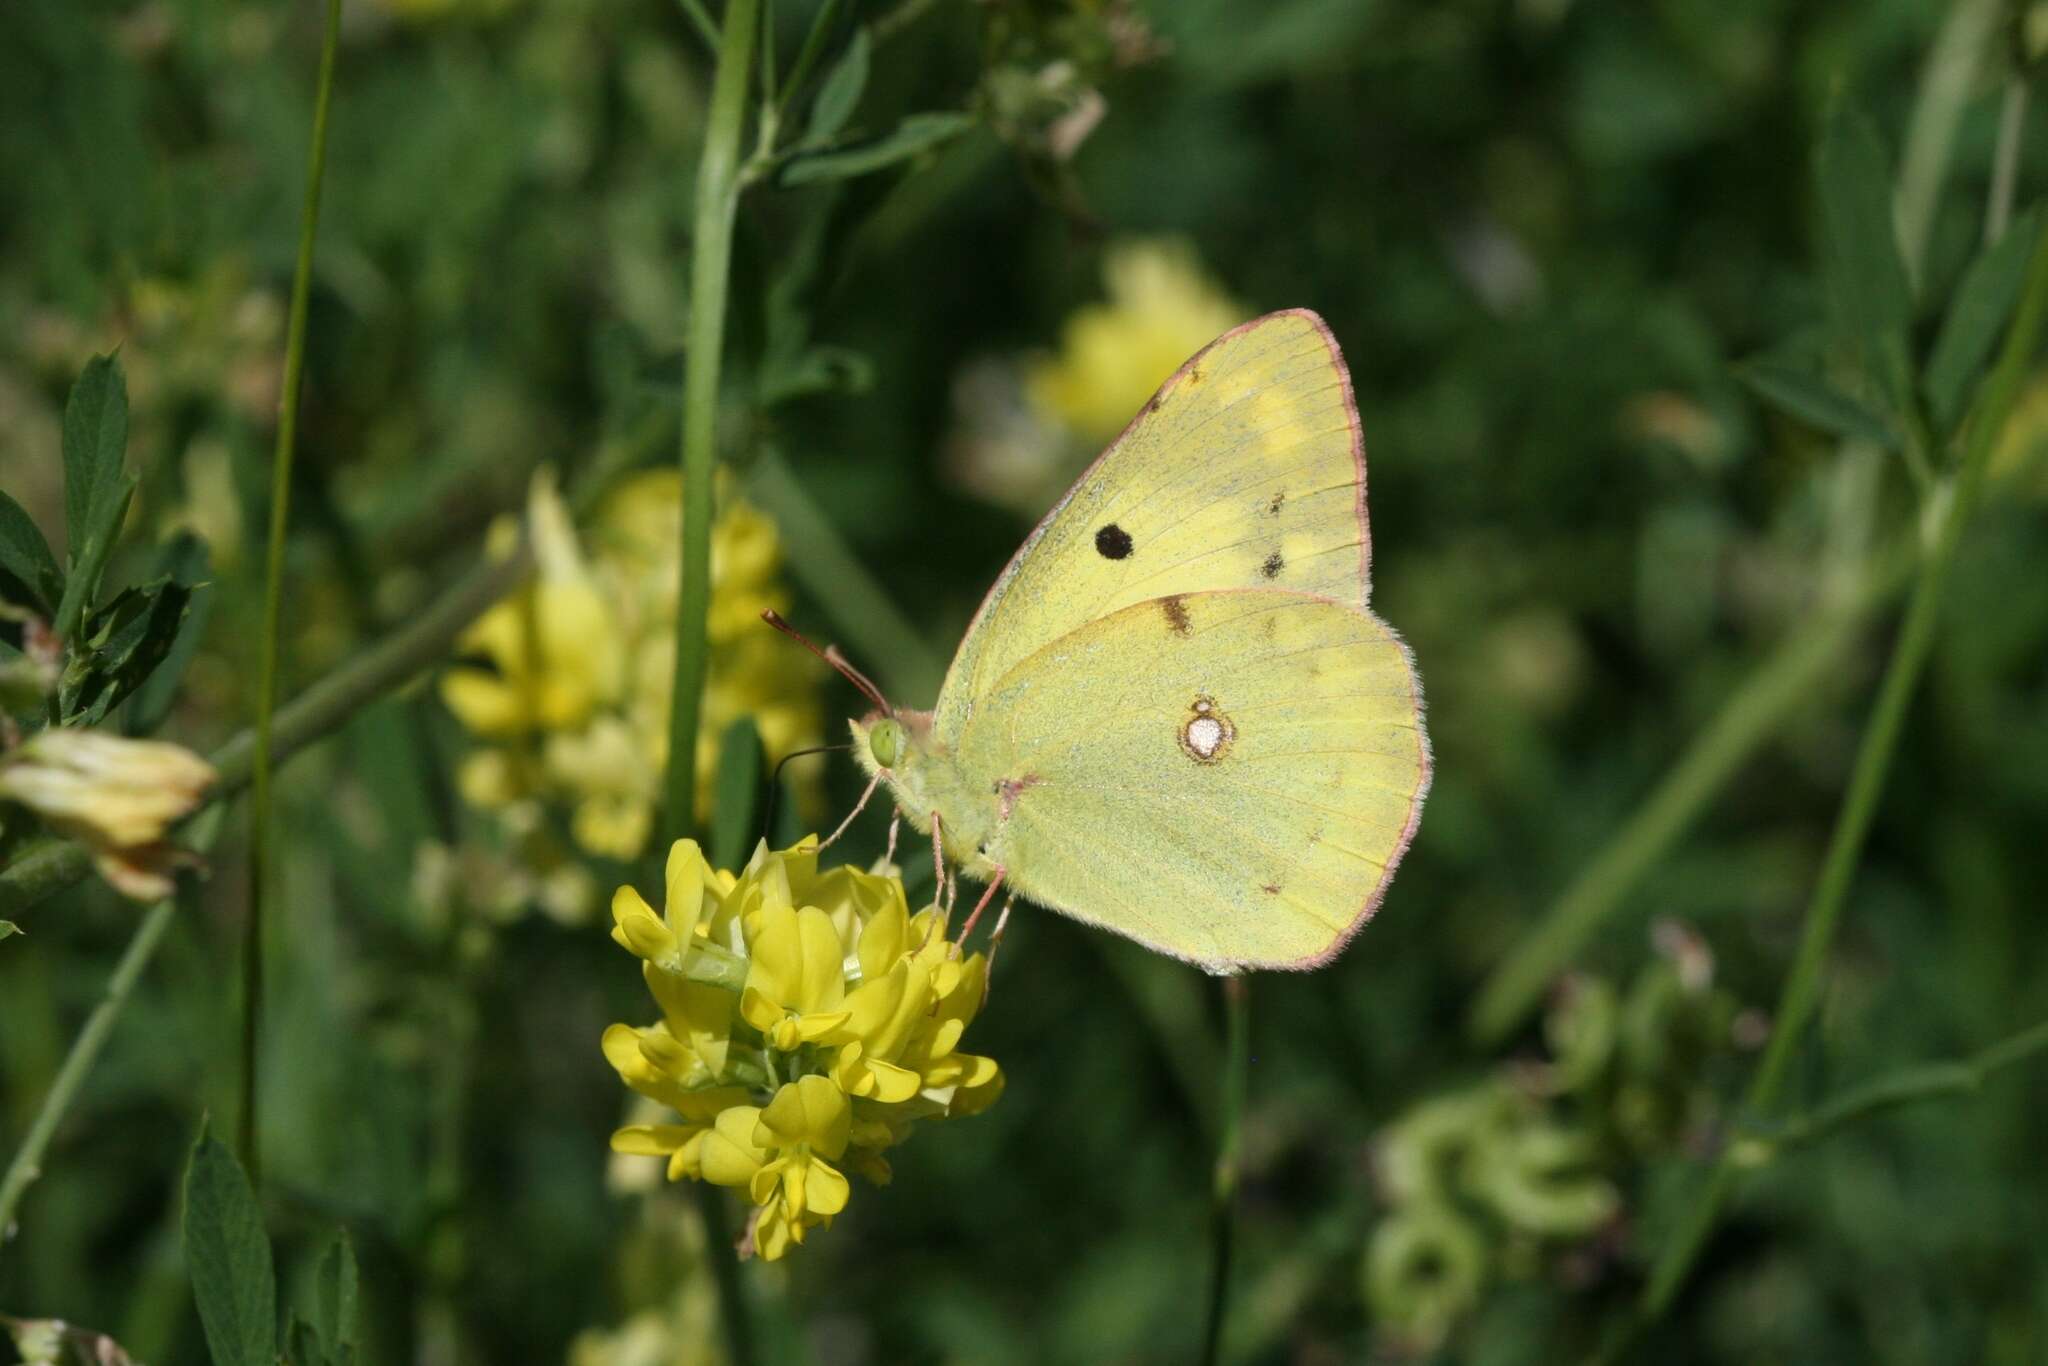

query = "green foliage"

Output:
[[53, 354, 136, 638], [4, 1, 2048, 1363], [181, 1126, 277, 1366], [0, 491, 63, 618], [56, 576, 194, 727], [710, 715, 766, 870]]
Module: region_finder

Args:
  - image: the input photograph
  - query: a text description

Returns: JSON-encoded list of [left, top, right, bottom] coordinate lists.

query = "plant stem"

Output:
[[1989, 76, 2029, 246], [664, 0, 758, 850], [695, 1185, 757, 1366], [1469, 535, 1915, 1044], [1635, 217, 2048, 1328], [0, 898, 177, 1250], [677, 0, 719, 54], [0, 545, 533, 919], [242, 0, 342, 1185], [1738, 1016, 2048, 1161], [1200, 976, 1250, 1366]]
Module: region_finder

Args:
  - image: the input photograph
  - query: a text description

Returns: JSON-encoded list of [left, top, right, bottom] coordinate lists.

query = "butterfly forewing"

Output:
[[935, 310, 1371, 741]]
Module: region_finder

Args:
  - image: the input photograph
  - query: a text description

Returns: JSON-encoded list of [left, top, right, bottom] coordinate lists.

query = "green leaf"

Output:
[[182, 1124, 277, 1366], [286, 1312, 324, 1366], [1737, 359, 1899, 449], [806, 28, 869, 145], [124, 533, 214, 736], [0, 490, 63, 616], [53, 356, 137, 638], [1816, 104, 1912, 389], [1925, 207, 2042, 432], [777, 112, 976, 186], [60, 353, 129, 566], [311, 1230, 360, 1356], [59, 575, 195, 728], [0, 920, 19, 941], [710, 716, 765, 870]]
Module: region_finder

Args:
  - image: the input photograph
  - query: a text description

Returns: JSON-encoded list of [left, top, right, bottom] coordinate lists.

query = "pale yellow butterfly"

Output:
[[824, 309, 1430, 972]]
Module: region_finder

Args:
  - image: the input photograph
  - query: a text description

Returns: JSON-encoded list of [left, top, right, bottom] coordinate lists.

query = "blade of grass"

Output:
[[1633, 214, 2048, 1338], [1896, 0, 2004, 286], [242, 0, 342, 1184], [664, 0, 759, 851]]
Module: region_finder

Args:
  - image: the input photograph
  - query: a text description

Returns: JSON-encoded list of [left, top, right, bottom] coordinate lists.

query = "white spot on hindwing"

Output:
[[1179, 695, 1235, 764]]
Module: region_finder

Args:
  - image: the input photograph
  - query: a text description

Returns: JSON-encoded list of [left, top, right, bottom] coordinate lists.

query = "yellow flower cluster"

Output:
[[440, 472, 817, 864], [605, 839, 1002, 1261]]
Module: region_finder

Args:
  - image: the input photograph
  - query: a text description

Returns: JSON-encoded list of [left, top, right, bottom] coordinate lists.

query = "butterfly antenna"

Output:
[[760, 742, 852, 844], [760, 609, 893, 713]]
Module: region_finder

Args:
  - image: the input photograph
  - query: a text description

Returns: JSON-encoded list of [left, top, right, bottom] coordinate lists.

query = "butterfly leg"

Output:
[[959, 865, 1007, 943], [983, 891, 1018, 999], [929, 811, 946, 896], [819, 768, 884, 850], [883, 811, 901, 869]]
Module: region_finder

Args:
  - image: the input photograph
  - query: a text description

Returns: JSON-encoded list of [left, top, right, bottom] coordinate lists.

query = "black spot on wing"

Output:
[[1095, 524, 1133, 559], [1261, 551, 1284, 579], [1267, 491, 1285, 516]]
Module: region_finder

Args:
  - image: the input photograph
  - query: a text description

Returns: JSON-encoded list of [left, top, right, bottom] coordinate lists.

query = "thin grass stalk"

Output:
[[1634, 216, 2048, 1332], [241, 0, 342, 1183], [1200, 976, 1250, 1366], [664, 0, 759, 851], [0, 897, 178, 1249]]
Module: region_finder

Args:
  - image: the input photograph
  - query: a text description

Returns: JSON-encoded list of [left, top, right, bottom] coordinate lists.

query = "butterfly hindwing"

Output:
[[955, 588, 1427, 970]]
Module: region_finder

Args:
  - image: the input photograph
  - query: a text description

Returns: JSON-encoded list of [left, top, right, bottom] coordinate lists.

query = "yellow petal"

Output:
[[664, 838, 711, 942], [803, 1156, 851, 1216], [699, 1107, 767, 1188], [759, 1075, 850, 1157]]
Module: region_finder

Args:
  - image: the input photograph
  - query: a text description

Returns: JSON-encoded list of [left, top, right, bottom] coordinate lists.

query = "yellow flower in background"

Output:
[[0, 729, 216, 900], [949, 238, 1244, 513], [605, 839, 1004, 1262], [1027, 238, 1244, 443], [440, 471, 820, 890]]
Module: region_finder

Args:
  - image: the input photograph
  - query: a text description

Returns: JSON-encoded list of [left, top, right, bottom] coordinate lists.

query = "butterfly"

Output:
[[806, 309, 1430, 973]]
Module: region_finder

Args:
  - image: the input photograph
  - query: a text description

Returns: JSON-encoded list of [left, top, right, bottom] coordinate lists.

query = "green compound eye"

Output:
[[869, 718, 906, 769]]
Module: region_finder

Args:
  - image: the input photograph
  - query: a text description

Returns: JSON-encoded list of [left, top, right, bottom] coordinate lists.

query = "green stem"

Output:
[[775, 0, 843, 118], [0, 545, 533, 919], [1469, 536, 1915, 1044], [696, 1185, 757, 1366], [1736, 1017, 2048, 1162], [664, 0, 758, 850], [242, 0, 342, 1184], [0, 898, 177, 1250], [1989, 76, 2029, 247], [1200, 976, 1250, 1366], [1636, 217, 2048, 1328]]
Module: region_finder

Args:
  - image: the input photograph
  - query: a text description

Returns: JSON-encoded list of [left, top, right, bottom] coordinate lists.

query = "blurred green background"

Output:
[[5, 0, 2048, 1361]]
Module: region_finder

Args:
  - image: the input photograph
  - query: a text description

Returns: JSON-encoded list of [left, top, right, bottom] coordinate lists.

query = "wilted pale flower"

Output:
[[605, 839, 1002, 1261], [441, 471, 819, 888], [0, 729, 215, 899]]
